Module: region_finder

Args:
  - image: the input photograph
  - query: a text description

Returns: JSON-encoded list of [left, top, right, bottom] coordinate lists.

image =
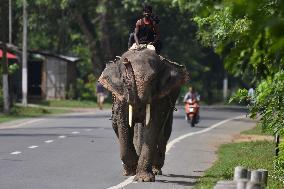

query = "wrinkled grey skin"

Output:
[[99, 49, 188, 182]]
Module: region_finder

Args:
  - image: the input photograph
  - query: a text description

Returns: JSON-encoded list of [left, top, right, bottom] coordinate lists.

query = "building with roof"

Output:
[[3, 50, 79, 100]]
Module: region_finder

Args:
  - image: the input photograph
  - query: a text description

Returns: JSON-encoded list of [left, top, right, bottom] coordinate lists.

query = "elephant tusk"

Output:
[[129, 105, 133, 127], [146, 104, 151, 126]]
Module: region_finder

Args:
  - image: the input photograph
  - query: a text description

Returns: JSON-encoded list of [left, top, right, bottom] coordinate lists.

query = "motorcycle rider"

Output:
[[183, 87, 199, 102], [128, 5, 161, 54], [184, 87, 200, 122]]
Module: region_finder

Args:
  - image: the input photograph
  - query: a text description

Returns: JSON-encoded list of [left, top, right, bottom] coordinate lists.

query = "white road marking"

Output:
[[106, 115, 245, 189], [11, 151, 21, 155], [85, 129, 92, 131], [71, 131, 80, 134], [106, 176, 135, 189], [166, 115, 245, 153], [45, 140, 54, 143], [28, 146, 38, 149], [59, 135, 66, 139]]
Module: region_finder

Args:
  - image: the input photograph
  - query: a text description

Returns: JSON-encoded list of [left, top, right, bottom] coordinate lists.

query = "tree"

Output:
[[172, 0, 284, 182]]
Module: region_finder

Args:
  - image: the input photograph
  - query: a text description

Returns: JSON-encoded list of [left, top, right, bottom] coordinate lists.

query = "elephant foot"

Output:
[[152, 166, 162, 175], [122, 164, 137, 176], [134, 171, 155, 182]]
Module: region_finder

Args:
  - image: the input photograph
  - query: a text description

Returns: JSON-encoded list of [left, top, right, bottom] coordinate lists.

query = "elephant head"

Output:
[[99, 49, 188, 126]]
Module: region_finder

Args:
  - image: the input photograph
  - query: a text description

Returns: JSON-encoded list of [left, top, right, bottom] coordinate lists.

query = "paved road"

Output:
[[0, 107, 255, 189]]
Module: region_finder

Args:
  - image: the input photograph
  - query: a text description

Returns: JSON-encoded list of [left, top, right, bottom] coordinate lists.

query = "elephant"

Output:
[[99, 48, 188, 182]]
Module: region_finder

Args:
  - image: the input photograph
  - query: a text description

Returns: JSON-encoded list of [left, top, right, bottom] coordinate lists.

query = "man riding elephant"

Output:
[[128, 5, 162, 54]]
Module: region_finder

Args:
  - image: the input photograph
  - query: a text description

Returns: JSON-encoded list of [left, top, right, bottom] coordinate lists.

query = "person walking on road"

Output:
[[96, 82, 105, 110]]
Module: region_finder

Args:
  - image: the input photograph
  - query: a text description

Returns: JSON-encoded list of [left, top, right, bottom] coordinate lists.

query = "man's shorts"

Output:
[[97, 93, 105, 103]]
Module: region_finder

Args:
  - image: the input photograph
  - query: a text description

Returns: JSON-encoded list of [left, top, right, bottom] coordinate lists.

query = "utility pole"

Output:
[[2, 43, 10, 113], [9, 0, 12, 44], [22, 0, 28, 106], [1, 0, 10, 113]]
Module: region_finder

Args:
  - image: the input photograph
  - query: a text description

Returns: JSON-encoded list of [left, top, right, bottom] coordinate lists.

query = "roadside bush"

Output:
[[231, 70, 284, 183], [75, 74, 97, 101]]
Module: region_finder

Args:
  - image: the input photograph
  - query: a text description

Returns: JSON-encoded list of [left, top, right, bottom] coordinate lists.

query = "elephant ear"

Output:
[[98, 62, 125, 101], [157, 59, 189, 98]]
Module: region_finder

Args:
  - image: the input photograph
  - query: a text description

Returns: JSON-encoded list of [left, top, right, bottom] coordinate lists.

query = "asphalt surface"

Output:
[[0, 107, 256, 189]]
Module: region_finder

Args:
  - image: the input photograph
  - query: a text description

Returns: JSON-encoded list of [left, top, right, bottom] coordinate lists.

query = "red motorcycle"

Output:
[[185, 98, 200, 127]]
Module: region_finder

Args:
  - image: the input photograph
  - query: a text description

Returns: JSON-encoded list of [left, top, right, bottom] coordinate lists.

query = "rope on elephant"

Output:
[[159, 55, 184, 67], [107, 56, 121, 64]]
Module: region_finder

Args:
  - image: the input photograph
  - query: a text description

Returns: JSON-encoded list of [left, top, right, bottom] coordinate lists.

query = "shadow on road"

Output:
[[157, 173, 200, 186], [157, 179, 197, 186], [163, 173, 201, 179]]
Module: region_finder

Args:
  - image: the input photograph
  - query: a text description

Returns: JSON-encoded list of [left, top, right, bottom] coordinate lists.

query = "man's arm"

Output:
[[183, 93, 189, 102], [134, 20, 140, 46], [153, 23, 160, 43]]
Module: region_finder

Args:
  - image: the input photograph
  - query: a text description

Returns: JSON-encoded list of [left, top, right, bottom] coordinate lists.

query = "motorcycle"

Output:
[[184, 98, 200, 127]]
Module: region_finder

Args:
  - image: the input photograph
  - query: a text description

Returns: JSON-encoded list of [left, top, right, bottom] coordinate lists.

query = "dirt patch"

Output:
[[232, 134, 273, 143]]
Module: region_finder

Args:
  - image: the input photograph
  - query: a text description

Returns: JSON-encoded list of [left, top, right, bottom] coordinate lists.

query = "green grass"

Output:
[[36, 100, 112, 109], [0, 106, 69, 123], [241, 125, 272, 136], [194, 141, 284, 189]]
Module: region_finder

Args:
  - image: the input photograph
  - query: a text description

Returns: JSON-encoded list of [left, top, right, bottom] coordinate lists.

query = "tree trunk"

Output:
[[75, 1, 113, 77], [99, 0, 112, 61], [2, 43, 10, 113], [75, 13, 104, 76]]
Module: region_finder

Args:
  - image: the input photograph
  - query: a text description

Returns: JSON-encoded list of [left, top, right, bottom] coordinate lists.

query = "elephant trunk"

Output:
[[123, 58, 138, 104], [123, 58, 151, 127]]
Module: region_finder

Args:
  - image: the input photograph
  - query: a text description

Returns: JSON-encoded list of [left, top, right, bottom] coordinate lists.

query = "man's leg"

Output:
[[154, 40, 162, 54], [97, 93, 102, 110], [128, 33, 135, 49]]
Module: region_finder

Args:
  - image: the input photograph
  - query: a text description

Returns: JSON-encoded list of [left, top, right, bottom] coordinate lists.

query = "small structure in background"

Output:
[[9, 50, 79, 101], [248, 85, 255, 105], [0, 49, 17, 59]]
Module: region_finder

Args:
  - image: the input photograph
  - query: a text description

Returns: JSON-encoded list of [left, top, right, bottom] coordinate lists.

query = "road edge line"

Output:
[[106, 114, 245, 189]]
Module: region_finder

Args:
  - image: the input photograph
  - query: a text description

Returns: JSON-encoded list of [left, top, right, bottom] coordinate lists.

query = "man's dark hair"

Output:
[[143, 5, 152, 13]]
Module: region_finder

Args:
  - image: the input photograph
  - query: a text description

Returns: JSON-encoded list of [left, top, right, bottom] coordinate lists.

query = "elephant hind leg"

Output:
[[152, 143, 166, 175], [123, 163, 137, 176], [153, 113, 173, 175], [134, 171, 155, 182], [152, 165, 163, 175]]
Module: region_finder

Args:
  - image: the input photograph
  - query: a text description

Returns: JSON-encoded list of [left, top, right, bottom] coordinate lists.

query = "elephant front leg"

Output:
[[134, 122, 159, 182], [119, 127, 138, 176], [116, 101, 138, 176]]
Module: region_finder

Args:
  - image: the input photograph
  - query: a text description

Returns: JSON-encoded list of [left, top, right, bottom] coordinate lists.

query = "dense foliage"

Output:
[[3, 0, 235, 103], [173, 0, 284, 182]]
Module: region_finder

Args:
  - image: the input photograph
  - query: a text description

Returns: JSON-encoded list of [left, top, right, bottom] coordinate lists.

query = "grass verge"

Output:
[[241, 125, 271, 136], [36, 100, 112, 109], [0, 106, 70, 123], [194, 128, 283, 188]]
